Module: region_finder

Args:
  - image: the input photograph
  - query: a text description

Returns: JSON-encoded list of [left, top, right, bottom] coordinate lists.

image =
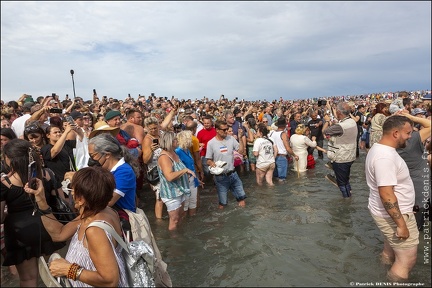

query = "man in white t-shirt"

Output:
[[11, 102, 33, 138], [365, 115, 419, 282]]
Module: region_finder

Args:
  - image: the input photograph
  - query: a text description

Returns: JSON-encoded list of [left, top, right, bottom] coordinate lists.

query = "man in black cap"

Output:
[[70, 110, 84, 130]]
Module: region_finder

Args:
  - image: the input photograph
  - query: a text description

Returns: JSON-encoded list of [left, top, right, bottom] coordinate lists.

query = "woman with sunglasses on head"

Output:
[[1, 139, 65, 287], [24, 122, 48, 166]]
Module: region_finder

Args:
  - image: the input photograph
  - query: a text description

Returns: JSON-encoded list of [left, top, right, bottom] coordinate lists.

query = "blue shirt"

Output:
[[175, 147, 199, 188], [111, 158, 136, 212]]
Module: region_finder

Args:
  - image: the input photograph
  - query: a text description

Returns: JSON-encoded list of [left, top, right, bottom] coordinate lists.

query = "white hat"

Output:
[[214, 161, 227, 168]]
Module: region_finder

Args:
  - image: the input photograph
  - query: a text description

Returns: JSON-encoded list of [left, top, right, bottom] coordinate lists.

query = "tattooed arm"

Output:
[[378, 186, 409, 239]]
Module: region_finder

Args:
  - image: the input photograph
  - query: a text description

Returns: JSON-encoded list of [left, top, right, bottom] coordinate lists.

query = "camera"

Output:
[[49, 108, 63, 114], [65, 115, 75, 126]]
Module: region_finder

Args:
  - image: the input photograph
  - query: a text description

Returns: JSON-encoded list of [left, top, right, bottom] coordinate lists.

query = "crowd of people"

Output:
[[1, 89, 431, 286]]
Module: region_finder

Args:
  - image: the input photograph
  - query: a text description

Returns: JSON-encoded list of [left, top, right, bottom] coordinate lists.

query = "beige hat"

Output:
[[89, 121, 120, 139]]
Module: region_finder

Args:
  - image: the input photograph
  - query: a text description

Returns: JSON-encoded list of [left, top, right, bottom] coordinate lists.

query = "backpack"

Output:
[[87, 221, 156, 287]]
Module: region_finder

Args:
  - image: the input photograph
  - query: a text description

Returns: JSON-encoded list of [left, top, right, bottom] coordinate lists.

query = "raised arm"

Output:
[[50, 124, 74, 159], [160, 109, 176, 131], [399, 111, 431, 142], [23, 178, 78, 242]]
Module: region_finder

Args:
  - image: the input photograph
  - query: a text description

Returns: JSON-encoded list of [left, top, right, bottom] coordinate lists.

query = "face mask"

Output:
[[87, 156, 102, 167]]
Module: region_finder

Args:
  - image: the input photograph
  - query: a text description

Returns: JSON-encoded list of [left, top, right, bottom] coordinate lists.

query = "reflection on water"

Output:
[[139, 153, 431, 287]]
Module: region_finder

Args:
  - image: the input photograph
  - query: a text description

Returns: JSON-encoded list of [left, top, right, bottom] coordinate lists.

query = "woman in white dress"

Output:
[[290, 124, 326, 172]]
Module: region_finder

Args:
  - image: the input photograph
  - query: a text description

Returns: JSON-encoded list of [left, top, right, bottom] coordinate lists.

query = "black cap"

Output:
[[70, 110, 83, 120]]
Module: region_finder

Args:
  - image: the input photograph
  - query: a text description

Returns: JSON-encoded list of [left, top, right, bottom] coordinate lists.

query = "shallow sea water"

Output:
[[1, 151, 430, 287], [140, 151, 431, 287]]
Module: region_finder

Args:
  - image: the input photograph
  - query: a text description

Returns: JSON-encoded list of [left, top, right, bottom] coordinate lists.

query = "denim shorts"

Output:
[[161, 194, 185, 212]]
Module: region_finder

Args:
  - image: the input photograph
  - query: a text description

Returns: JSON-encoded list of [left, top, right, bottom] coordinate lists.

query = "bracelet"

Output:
[[38, 207, 53, 215], [67, 263, 81, 280], [76, 267, 84, 281]]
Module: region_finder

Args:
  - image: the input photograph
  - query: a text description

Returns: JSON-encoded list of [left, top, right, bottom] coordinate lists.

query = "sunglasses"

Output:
[[219, 128, 229, 132], [24, 124, 43, 135]]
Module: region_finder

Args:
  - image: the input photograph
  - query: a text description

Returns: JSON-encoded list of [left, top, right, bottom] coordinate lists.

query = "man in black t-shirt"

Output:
[[307, 111, 324, 159]]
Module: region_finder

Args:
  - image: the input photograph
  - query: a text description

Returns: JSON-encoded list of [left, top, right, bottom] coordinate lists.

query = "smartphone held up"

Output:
[[28, 161, 38, 190]]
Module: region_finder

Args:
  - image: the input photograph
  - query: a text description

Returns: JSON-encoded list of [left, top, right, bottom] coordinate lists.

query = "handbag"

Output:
[[87, 221, 156, 287], [45, 168, 78, 223], [146, 166, 160, 185], [52, 191, 77, 223], [38, 253, 72, 287]]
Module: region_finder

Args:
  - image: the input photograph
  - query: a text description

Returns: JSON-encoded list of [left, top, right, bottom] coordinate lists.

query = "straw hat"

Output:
[[89, 121, 120, 139]]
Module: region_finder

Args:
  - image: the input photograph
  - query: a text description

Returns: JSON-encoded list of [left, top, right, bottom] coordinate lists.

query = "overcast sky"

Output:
[[1, 1, 431, 103]]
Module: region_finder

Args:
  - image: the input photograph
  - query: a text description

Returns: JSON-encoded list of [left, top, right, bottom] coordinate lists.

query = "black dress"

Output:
[[41, 140, 76, 183], [0, 174, 65, 266]]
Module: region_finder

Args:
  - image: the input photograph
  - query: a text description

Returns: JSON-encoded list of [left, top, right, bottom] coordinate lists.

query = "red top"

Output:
[[197, 127, 216, 157]]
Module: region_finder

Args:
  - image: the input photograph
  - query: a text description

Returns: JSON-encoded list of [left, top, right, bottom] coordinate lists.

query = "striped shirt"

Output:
[[157, 153, 191, 199], [65, 221, 129, 287]]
